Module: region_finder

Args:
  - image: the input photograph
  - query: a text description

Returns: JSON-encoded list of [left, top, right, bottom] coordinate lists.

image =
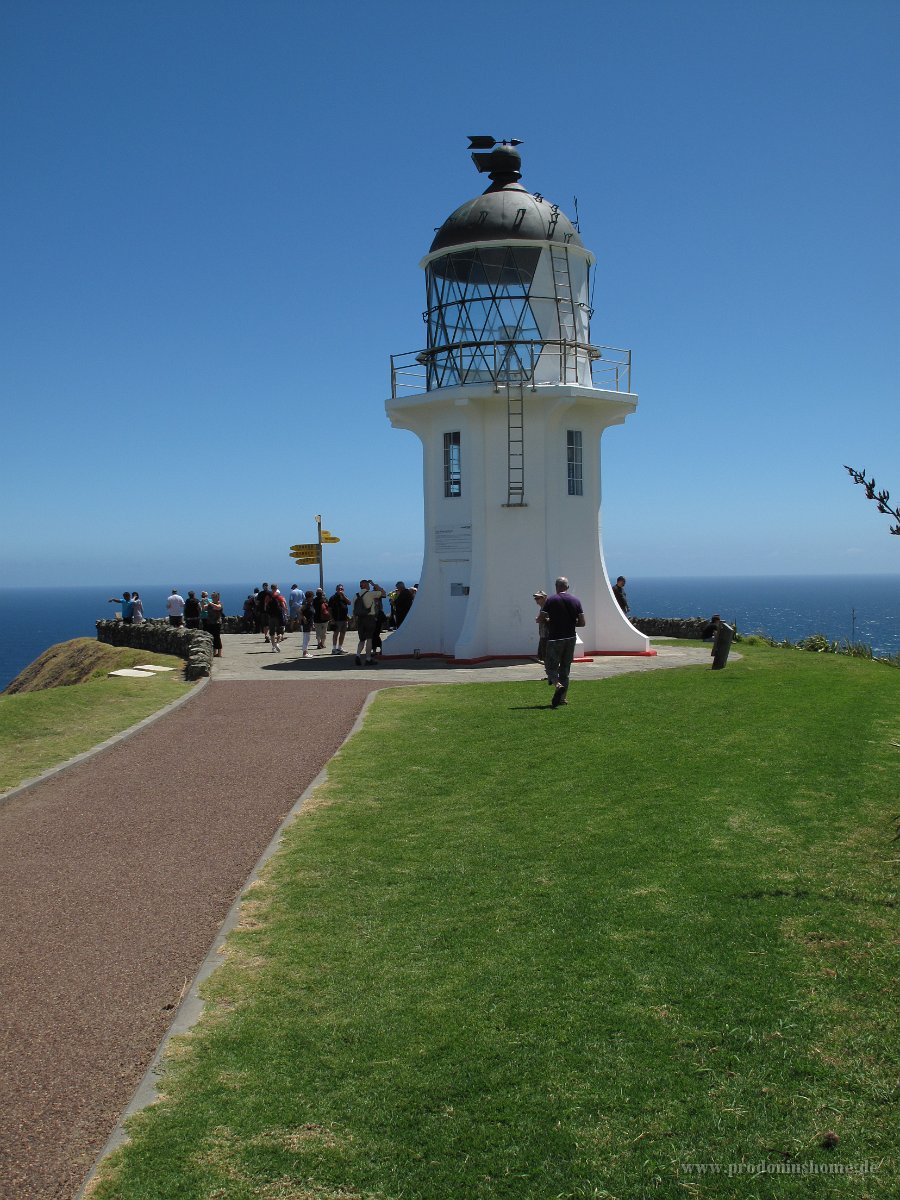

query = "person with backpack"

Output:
[[312, 588, 330, 649], [268, 585, 288, 649], [257, 584, 271, 639], [353, 579, 386, 666], [328, 584, 351, 654]]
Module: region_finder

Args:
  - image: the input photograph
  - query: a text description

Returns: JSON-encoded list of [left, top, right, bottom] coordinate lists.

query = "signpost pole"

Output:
[[316, 514, 324, 592]]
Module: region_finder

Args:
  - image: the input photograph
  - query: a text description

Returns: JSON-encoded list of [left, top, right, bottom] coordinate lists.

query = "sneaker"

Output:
[[366, 658, 378, 667], [355, 654, 362, 666], [302, 650, 311, 658], [274, 643, 281, 653]]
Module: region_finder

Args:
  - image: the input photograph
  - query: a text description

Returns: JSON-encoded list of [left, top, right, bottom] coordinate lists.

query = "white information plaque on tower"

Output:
[[434, 525, 472, 555]]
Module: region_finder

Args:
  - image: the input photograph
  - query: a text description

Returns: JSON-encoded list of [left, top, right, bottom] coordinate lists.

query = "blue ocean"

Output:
[[0, 575, 897, 691]]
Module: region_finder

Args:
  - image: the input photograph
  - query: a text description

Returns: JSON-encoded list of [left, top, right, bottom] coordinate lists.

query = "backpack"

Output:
[[353, 592, 367, 618]]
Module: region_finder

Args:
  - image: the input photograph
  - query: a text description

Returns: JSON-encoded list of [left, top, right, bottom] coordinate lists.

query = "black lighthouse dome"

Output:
[[429, 139, 583, 255], [430, 188, 583, 254]]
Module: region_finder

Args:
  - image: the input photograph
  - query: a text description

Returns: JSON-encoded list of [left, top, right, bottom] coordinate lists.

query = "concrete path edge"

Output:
[[76, 686, 385, 1199]]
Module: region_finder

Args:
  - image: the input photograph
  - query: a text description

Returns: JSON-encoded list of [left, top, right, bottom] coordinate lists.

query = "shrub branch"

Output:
[[844, 465, 900, 535]]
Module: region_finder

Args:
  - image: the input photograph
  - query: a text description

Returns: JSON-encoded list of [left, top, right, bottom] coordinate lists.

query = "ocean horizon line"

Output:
[[1, 571, 898, 592]]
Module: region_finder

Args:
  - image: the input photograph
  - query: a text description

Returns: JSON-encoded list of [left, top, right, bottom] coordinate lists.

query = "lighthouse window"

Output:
[[444, 432, 462, 497], [567, 430, 583, 496]]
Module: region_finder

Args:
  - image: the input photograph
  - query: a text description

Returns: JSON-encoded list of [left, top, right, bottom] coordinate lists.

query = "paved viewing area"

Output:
[[1, 636, 715, 1198], [211, 631, 714, 683]]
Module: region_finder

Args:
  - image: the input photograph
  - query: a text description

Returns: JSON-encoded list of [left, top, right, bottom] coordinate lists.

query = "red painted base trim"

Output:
[[453, 657, 547, 667], [380, 649, 657, 663], [449, 654, 537, 665], [379, 652, 538, 665]]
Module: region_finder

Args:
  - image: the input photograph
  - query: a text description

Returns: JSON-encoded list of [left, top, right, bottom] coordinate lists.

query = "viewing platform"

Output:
[[390, 338, 632, 398]]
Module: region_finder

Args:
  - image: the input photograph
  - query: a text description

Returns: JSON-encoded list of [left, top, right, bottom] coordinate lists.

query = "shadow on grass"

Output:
[[737, 887, 897, 908]]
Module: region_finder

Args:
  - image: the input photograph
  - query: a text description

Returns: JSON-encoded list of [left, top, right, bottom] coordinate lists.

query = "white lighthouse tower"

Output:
[[386, 138, 650, 661]]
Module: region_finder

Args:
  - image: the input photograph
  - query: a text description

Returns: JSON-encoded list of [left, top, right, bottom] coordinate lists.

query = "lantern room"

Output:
[[421, 141, 594, 390]]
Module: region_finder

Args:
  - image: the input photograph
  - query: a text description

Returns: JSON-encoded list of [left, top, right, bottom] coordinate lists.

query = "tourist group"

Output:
[[238, 580, 417, 666]]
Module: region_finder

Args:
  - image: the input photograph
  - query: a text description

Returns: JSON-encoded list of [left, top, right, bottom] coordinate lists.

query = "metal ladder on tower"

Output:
[[550, 245, 577, 383], [506, 374, 526, 506]]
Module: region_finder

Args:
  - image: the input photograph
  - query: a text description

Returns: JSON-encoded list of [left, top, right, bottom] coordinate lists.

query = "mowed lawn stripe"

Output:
[[92, 646, 898, 1199]]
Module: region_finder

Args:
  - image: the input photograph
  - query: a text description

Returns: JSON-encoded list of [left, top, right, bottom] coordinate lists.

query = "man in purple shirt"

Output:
[[539, 576, 586, 708]]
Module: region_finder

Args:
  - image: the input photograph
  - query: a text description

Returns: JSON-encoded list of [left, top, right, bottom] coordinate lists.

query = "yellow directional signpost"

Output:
[[288, 517, 341, 589], [289, 543, 320, 566]]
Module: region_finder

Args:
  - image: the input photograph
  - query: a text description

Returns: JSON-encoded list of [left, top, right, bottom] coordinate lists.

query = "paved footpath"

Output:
[[0, 635, 712, 1199]]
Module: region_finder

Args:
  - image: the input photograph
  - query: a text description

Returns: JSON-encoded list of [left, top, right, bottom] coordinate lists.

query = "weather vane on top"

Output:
[[467, 136, 524, 184]]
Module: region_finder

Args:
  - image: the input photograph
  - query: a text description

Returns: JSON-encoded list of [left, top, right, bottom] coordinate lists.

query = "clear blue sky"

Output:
[[2, 0, 898, 587]]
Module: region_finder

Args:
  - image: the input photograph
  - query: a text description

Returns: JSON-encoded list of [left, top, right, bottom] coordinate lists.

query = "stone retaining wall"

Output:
[[631, 617, 709, 639], [95, 620, 214, 679]]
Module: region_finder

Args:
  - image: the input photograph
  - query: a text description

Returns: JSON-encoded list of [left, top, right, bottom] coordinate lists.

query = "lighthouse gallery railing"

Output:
[[390, 339, 632, 399]]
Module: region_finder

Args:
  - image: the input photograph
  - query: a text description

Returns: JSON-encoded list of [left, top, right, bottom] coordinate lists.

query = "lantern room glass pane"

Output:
[[426, 248, 543, 388]]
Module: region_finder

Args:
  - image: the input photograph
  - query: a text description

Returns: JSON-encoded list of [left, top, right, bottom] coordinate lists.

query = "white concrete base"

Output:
[[386, 382, 650, 660]]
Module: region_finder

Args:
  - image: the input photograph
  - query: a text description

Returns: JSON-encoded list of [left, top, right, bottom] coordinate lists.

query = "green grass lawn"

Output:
[[91, 646, 897, 1199], [0, 648, 193, 792]]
